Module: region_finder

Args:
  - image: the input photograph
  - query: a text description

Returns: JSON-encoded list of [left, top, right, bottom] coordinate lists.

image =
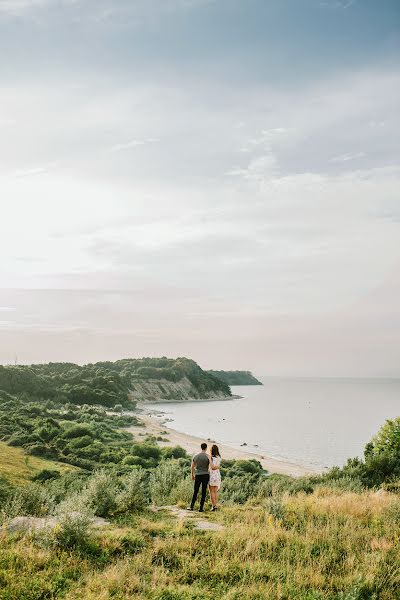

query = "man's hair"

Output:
[[201, 443, 207, 451]]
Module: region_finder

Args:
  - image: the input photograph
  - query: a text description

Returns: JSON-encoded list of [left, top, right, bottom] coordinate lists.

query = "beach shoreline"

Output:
[[127, 406, 322, 478], [132, 394, 241, 404]]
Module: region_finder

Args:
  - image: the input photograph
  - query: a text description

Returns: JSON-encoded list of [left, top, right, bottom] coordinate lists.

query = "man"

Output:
[[189, 442, 210, 512]]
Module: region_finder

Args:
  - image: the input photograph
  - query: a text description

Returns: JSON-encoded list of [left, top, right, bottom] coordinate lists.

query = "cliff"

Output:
[[129, 375, 231, 403]]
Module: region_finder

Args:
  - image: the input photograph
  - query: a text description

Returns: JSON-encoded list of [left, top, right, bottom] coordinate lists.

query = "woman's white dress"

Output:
[[209, 456, 221, 489]]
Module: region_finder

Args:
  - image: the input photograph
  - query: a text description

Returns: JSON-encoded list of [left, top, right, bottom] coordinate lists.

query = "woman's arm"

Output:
[[210, 457, 220, 470]]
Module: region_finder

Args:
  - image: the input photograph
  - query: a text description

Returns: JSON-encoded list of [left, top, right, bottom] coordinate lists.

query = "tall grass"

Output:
[[1, 488, 398, 599]]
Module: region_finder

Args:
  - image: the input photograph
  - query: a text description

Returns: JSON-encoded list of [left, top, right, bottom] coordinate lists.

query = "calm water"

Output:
[[145, 377, 400, 470]]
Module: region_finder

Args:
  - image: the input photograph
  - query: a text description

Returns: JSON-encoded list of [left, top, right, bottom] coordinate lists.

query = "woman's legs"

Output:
[[209, 485, 214, 506], [209, 485, 217, 506]]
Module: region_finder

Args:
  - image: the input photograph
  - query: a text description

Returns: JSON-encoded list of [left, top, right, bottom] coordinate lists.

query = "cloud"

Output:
[[8, 162, 58, 178], [0, 0, 66, 15], [0, 2, 398, 374], [226, 152, 279, 184], [0, 0, 215, 21], [108, 138, 158, 153], [330, 152, 365, 162], [319, 0, 357, 9]]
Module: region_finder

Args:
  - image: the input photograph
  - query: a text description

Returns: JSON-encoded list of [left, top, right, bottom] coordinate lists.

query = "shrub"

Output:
[[25, 443, 57, 459], [84, 470, 118, 517], [162, 446, 188, 459], [265, 497, 287, 524], [45, 471, 89, 504], [367, 417, 400, 457], [168, 477, 194, 505], [69, 435, 93, 450], [130, 444, 162, 461], [383, 497, 400, 525], [220, 473, 259, 504], [149, 461, 185, 505], [2, 482, 54, 520], [46, 495, 94, 550], [115, 469, 148, 512], [0, 476, 14, 505], [256, 474, 293, 498], [123, 455, 143, 466], [31, 469, 61, 483], [316, 476, 364, 494], [62, 424, 93, 439], [227, 459, 264, 476]]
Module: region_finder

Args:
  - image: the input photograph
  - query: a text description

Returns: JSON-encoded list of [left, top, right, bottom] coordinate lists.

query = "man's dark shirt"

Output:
[[192, 451, 210, 475]]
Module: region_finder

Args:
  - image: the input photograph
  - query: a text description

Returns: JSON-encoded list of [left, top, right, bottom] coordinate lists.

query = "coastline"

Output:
[[134, 394, 241, 404], [127, 407, 321, 478]]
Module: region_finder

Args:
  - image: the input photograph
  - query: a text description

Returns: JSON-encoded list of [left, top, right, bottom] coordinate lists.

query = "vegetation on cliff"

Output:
[[208, 370, 262, 386], [0, 358, 231, 409]]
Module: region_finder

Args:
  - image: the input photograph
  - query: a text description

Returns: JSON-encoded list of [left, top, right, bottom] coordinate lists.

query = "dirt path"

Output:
[[154, 505, 224, 532]]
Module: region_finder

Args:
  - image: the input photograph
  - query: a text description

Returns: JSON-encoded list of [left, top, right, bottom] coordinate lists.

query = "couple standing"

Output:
[[189, 442, 221, 512]]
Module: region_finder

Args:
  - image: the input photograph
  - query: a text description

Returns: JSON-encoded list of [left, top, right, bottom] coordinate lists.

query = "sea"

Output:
[[144, 377, 400, 471]]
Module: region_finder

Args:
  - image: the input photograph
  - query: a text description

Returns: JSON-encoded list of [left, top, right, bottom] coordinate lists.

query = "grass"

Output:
[[0, 489, 399, 599], [0, 441, 75, 486]]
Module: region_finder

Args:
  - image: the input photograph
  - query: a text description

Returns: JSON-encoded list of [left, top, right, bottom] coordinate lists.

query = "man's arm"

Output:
[[191, 459, 195, 480]]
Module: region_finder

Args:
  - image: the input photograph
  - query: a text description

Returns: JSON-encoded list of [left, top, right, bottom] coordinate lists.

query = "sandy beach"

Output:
[[127, 409, 321, 477]]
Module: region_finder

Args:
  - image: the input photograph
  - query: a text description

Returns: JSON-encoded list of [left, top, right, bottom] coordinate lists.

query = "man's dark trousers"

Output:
[[190, 473, 209, 510]]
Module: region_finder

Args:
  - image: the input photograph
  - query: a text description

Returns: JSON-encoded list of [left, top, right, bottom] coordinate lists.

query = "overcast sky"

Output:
[[0, 0, 399, 375]]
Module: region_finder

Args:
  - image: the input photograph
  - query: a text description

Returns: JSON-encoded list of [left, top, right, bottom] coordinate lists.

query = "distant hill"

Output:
[[208, 370, 262, 385], [0, 358, 231, 407], [98, 357, 232, 402]]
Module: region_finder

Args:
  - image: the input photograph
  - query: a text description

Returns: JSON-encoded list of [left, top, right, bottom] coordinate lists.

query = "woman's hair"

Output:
[[211, 444, 220, 457]]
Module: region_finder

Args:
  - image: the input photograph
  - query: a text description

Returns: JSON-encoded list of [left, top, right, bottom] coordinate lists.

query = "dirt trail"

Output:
[[154, 505, 224, 532]]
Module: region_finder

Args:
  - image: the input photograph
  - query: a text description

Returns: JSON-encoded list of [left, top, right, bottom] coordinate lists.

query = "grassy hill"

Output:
[[0, 487, 398, 599], [0, 441, 75, 486]]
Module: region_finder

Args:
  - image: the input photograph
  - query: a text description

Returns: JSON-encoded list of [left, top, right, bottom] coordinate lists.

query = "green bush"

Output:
[[62, 424, 93, 439], [131, 444, 162, 461], [149, 461, 185, 505], [256, 474, 294, 498], [44, 471, 89, 504], [367, 417, 400, 457], [84, 470, 118, 517], [47, 495, 94, 550], [162, 446, 188, 460], [0, 476, 14, 505], [168, 477, 194, 505], [2, 482, 54, 520], [116, 469, 148, 512], [220, 473, 259, 504], [31, 469, 61, 483], [265, 497, 287, 523]]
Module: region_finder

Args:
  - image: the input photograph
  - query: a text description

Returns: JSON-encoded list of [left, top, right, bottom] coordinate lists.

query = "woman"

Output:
[[209, 444, 221, 511]]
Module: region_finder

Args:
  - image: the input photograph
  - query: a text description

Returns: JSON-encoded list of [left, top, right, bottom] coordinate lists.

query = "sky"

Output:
[[0, 0, 399, 376]]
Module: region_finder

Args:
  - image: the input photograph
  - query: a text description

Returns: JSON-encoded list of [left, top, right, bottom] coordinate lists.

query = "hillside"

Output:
[[100, 357, 232, 401], [0, 366, 399, 598], [0, 480, 399, 598], [0, 358, 231, 407], [208, 370, 262, 385], [0, 441, 75, 486]]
